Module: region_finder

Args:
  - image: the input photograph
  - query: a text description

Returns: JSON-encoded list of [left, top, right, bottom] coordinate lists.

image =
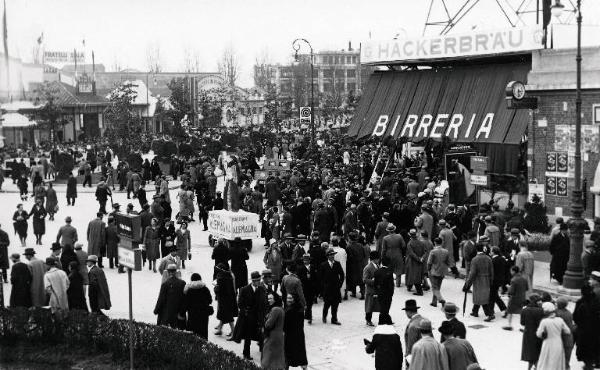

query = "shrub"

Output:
[[55, 152, 74, 179], [523, 232, 552, 252], [0, 308, 259, 370]]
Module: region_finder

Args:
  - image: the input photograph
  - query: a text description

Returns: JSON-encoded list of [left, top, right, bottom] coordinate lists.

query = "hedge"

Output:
[[0, 308, 259, 370]]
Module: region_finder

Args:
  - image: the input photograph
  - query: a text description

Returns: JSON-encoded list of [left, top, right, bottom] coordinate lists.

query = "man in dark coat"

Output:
[[87, 255, 112, 313], [346, 231, 367, 298], [549, 223, 570, 284], [319, 247, 345, 325], [314, 201, 334, 242], [232, 271, 268, 360], [490, 246, 508, 315], [154, 264, 186, 328], [374, 256, 395, 317], [0, 224, 9, 283], [439, 302, 466, 342], [298, 253, 318, 323], [291, 198, 311, 236], [9, 253, 32, 307], [66, 173, 77, 206], [95, 180, 112, 214]]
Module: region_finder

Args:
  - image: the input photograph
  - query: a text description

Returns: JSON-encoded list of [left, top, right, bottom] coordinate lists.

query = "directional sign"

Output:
[[118, 246, 142, 271], [470, 156, 489, 173]]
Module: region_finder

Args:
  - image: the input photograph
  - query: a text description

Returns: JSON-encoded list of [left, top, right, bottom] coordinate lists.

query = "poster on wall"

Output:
[[556, 152, 568, 172], [528, 183, 545, 203], [554, 125, 600, 152], [546, 176, 557, 195], [546, 152, 557, 172], [557, 177, 568, 197]]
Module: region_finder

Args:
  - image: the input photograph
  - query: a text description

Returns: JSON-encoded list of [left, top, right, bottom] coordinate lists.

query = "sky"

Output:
[[5, 0, 600, 86]]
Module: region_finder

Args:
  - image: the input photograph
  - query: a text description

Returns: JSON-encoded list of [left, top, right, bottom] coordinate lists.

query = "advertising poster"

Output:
[[546, 176, 557, 195], [546, 152, 557, 172], [554, 125, 600, 152], [556, 152, 568, 172], [557, 177, 568, 197], [528, 183, 545, 203], [208, 210, 261, 240]]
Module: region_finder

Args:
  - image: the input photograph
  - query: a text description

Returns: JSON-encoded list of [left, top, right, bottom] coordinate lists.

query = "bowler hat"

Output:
[[302, 253, 311, 260], [51, 242, 62, 251], [479, 235, 490, 242], [409, 229, 417, 236], [23, 248, 36, 256], [438, 219, 447, 226], [65, 216, 72, 222], [443, 302, 458, 314], [510, 228, 520, 235], [401, 299, 420, 311], [261, 269, 272, 277], [326, 247, 337, 256], [386, 224, 396, 232], [86, 255, 98, 263], [296, 234, 307, 241], [74, 243, 83, 250], [311, 231, 320, 237], [484, 215, 492, 222], [284, 232, 294, 239], [45, 257, 56, 266], [250, 271, 261, 281], [348, 231, 358, 240], [591, 271, 600, 281]]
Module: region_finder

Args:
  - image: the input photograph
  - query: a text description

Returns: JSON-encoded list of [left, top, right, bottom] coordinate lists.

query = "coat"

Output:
[[365, 324, 404, 370], [66, 176, 77, 198], [264, 244, 283, 282], [507, 274, 529, 314], [261, 306, 285, 370], [410, 336, 449, 370], [465, 253, 493, 305], [381, 233, 406, 276], [363, 261, 379, 313], [515, 251, 535, 293], [143, 226, 161, 261], [319, 260, 345, 304], [215, 271, 238, 323], [442, 338, 478, 370], [67, 270, 88, 311], [175, 229, 191, 261], [44, 267, 70, 312], [441, 318, 466, 341], [88, 265, 111, 310], [297, 263, 317, 302], [28, 257, 47, 307], [229, 245, 249, 289], [314, 208, 334, 241], [549, 232, 570, 282], [184, 281, 213, 338], [346, 240, 368, 289], [232, 284, 268, 343], [427, 247, 450, 277], [10, 261, 32, 307], [56, 224, 78, 246], [405, 238, 426, 286], [281, 273, 306, 310], [154, 276, 186, 328], [536, 316, 571, 370], [374, 221, 389, 253], [29, 205, 47, 235], [87, 219, 106, 256], [46, 188, 58, 213], [284, 304, 308, 367], [405, 313, 424, 355], [374, 265, 394, 311], [491, 255, 507, 287], [105, 224, 120, 259], [573, 293, 600, 364], [520, 304, 544, 363], [75, 249, 89, 285]]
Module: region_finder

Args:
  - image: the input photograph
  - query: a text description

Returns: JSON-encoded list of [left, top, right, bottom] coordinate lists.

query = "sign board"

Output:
[[546, 176, 557, 195], [557, 177, 568, 197], [114, 213, 142, 242], [118, 245, 142, 271], [77, 74, 93, 94], [299, 107, 311, 124], [528, 183, 545, 203], [208, 210, 261, 240], [470, 174, 488, 186], [469, 156, 488, 173], [43, 50, 85, 64], [361, 27, 543, 65], [264, 160, 290, 172], [254, 170, 268, 181]]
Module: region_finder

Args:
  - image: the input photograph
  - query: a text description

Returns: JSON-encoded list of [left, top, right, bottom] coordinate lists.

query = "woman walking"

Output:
[[175, 222, 191, 269], [573, 284, 600, 369], [29, 198, 47, 245], [67, 261, 88, 311], [13, 204, 29, 247], [520, 294, 544, 370], [46, 182, 58, 221], [262, 292, 285, 370], [184, 273, 213, 339], [214, 263, 238, 337], [143, 218, 161, 272], [536, 302, 572, 370], [284, 293, 308, 370]]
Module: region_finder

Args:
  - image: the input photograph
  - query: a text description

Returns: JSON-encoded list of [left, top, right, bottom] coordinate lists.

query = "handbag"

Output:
[[54, 204, 59, 213]]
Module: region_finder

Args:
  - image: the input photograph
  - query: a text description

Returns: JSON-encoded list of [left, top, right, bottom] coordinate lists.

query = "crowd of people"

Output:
[[1, 126, 600, 370]]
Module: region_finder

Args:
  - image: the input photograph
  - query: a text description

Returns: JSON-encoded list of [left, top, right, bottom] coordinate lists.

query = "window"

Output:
[[258, 107, 263, 114], [347, 56, 352, 64], [252, 107, 257, 114], [323, 69, 333, 78], [347, 69, 356, 78], [348, 83, 356, 92], [352, 56, 357, 63]]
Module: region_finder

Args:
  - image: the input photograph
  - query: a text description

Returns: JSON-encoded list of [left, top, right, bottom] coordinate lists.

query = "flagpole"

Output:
[[3, 0, 10, 100]]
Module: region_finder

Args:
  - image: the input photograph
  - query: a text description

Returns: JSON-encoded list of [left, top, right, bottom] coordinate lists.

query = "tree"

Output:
[[146, 42, 163, 73], [218, 44, 240, 88], [253, 48, 272, 90], [103, 83, 145, 156], [34, 82, 65, 143], [111, 55, 123, 72], [182, 48, 202, 72], [263, 82, 280, 129]]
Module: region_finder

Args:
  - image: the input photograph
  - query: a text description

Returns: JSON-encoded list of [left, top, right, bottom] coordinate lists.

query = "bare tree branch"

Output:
[[218, 44, 240, 87], [146, 42, 163, 73]]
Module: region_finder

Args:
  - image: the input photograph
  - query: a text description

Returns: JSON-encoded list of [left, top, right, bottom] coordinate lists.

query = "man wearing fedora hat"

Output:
[[381, 223, 406, 288], [23, 248, 46, 307], [319, 247, 344, 325], [49, 242, 63, 271], [363, 250, 380, 327], [43, 256, 69, 313], [408, 319, 449, 370], [440, 302, 466, 342], [298, 253, 318, 324], [403, 299, 426, 358], [347, 231, 367, 300], [549, 222, 570, 284], [439, 321, 478, 370], [374, 212, 390, 255], [87, 213, 107, 269], [87, 255, 111, 314], [439, 219, 460, 278], [405, 229, 426, 296], [9, 253, 32, 308], [232, 271, 268, 360], [154, 264, 186, 329]]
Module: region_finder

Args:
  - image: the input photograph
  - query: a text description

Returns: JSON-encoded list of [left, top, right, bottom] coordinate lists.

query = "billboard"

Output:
[[208, 210, 261, 240], [43, 50, 85, 64]]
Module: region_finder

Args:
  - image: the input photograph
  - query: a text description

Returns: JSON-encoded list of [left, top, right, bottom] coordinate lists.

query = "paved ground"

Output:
[[0, 181, 584, 370]]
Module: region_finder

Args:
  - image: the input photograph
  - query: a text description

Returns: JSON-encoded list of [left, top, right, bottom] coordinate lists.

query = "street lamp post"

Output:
[[554, 0, 585, 292], [292, 38, 315, 148]]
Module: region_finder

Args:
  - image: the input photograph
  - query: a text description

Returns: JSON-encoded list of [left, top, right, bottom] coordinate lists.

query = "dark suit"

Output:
[[319, 260, 345, 322], [314, 208, 334, 242], [153, 276, 186, 328], [232, 284, 267, 357], [490, 255, 508, 312], [298, 262, 318, 320], [441, 317, 467, 343], [10, 261, 32, 307], [373, 265, 394, 315]]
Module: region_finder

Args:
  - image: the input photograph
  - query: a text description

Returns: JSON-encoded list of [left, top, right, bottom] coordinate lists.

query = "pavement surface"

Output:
[[0, 179, 584, 370]]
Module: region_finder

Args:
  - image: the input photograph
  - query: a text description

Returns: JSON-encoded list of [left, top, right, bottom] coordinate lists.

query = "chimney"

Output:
[[348, 41, 352, 51]]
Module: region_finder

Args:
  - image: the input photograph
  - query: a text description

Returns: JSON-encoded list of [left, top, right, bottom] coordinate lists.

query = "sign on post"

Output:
[[118, 246, 142, 270], [299, 107, 311, 125], [115, 213, 143, 242], [470, 174, 488, 186], [470, 156, 489, 173]]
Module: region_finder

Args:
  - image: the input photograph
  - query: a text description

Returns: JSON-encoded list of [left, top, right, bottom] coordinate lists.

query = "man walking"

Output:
[[298, 253, 317, 324], [23, 248, 46, 307], [154, 264, 186, 328], [490, 246, 508, 316], [232, 271, 268, 360], [87, 213, 107, 268], [405, 229, 426, 296], [438, 220, 460, 278], [319, 247, 345, 325], [439, 321, 478, 370], [363, 250, 380, 326], [427, 237, 451, 307], [463, 244, 495, 322], [374, 256, 395, 318], [95, 179, 112, 214], [44, 257, 69, 313], [381, 224, 406, 287], [409, 319, 449, 370], [9, 253, 32, 307], [56, 216, 78, 247], [87, 255, 111, 314], [403, 299, 425, 362]]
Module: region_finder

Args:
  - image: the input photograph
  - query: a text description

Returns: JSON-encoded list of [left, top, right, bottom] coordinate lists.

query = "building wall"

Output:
[[529, 90, 600, 218]]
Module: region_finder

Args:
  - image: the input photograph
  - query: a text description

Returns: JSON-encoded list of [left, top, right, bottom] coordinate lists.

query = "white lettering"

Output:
[[372, 115, 389, 136], [430, 114, 448, 138], [415, 114, 433, 137], [475, 113, 494, 139], [445, 114, 463, 139], [400, 114, 419, 137], [464, 114, 477, 138], [390, 115, 402, 136], [508, 29, 523, 47]]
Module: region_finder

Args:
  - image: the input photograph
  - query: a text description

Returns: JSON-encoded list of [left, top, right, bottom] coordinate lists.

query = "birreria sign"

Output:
[[361, 27, 543, 64], [372, 113, 494, 140]]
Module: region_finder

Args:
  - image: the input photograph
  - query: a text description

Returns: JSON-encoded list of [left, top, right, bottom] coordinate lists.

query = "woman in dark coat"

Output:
[[364, 313, 403, 370], [143, 218, 161, 272], [67, 261, 88, 311], [214, 263, 238, 336], [29, 198, 47, 245], [66, 173, 77, 205], [520, 294, 544, 369], [549, 224, 570, 284], [12, 203, 29, 247], [284, 293, 308, 369], [60, 244, 79, 275], [184, 273, 213, 339], [211, 238, 230, 280], [160, 221, 176, 258], [573, 284, 600, 369], [45, 182, 58, 221], [262, 292, 285, 370], [228, 240, 249, 291]]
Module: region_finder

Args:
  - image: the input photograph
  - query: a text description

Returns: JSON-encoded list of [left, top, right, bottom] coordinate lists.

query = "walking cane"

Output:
[[462, 290, 468, 317]]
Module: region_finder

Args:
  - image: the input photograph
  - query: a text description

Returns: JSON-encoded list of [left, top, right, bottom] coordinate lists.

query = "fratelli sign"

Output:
[[361, 27, 543, 64]]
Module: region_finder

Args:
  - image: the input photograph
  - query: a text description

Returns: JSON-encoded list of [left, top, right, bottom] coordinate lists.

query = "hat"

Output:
[[45, 257, 57, 266], [556, 217, 564, 224], [438, 219, 447, 226], [443, 302, 458, 315], [51, 242, 62, 251], [296, 234, 307, 241], [348, 231, 358, 240], [484, 215, 492, 222], [166, 264, 178, 271], [511, 228, 520, 235], [438, 321, 455, 335], [127, 203, 134, 208], [74, 243, 83, 250], [216, 263, 230, 271], [407, 193, 416, 200], [65, 216, 72, 222], [447, 204, 455, 210], [591, 271, 600, 281], [382, 212, 390, 218], [86, 255, 98, 263], [409, 229, 418, 237], [386, 224, 396, 232], [401, 299, 420, 311], [284, 232, 294, 239], [261, 269, 272, 277], [311, 231, 321, 237], [560, 223, 569, 230], [113, 203, 121, 208], [10, 253, 20, 260], [23, 248, 36, 256], [542, 302, 556, 314], [250, 271, 261, 281], [417, 192, 425, 198], [418, 319, 432, 331], [527, 293, 542, 304], [326, 247, 337, 256], [302, 253, 311, 260]]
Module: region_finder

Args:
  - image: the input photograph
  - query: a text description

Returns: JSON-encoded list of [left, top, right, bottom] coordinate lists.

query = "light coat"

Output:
[[44, 267, 70, 312], [465, 253, 493, 305]]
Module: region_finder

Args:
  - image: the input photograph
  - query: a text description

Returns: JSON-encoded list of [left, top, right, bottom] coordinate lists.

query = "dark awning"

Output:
[[349, 61, 530, 145]]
